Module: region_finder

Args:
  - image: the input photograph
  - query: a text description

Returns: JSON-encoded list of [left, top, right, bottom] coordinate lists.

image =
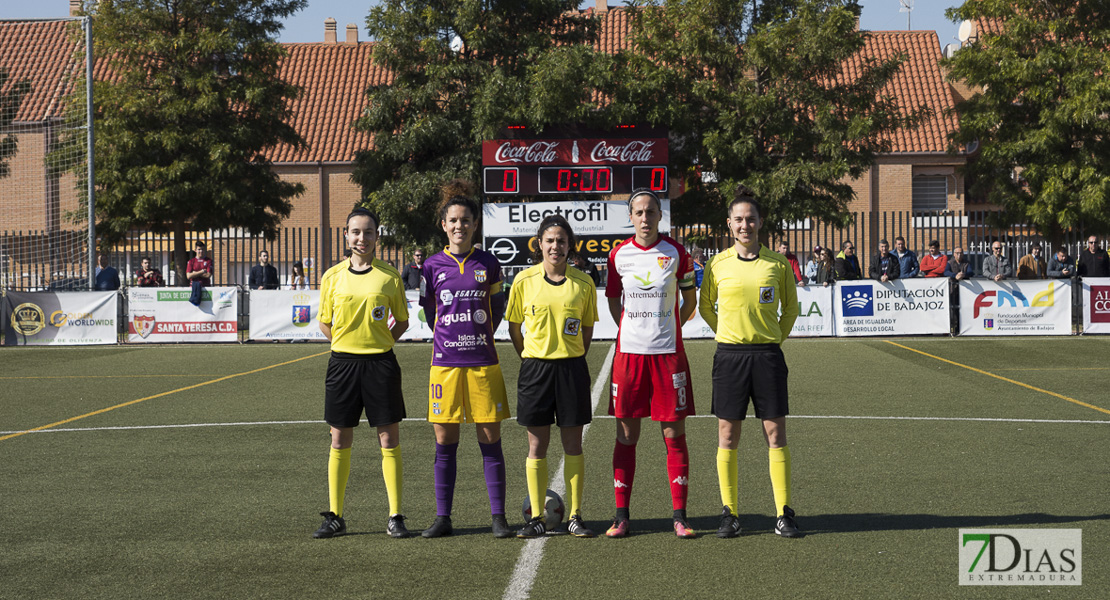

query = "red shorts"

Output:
[[609, 350, 694, 421]]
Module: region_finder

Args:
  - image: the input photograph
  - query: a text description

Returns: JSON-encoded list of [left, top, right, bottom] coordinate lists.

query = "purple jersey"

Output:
[[420, 248, 503, 367]]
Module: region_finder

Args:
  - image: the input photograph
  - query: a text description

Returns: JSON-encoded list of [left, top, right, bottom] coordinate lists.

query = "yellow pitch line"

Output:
[[0, 375, 207, 380], [883, 341, 1110, 416], [0, 351, 330, 443]]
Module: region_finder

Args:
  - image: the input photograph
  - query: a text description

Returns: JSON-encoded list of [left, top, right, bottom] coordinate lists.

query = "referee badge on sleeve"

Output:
[[564, 317, 581, 336], [759, 286, 775, 303], [372, 306, 388, 321]]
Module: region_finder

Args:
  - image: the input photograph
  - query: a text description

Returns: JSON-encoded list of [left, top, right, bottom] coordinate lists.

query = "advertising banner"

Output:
[[398, 290, 435, 342], [834, 278, 951, 336], [127, 287, 238, 343], [791, 285, 836, 337], [3, 291, 118, 346], [1081, 277, 1110, 334], [248, 290, 327, 341], [958, 279, 1072, 336], [483, 200, 670, 267]]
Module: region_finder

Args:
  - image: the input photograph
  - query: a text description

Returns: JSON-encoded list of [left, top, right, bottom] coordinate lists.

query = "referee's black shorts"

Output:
[[516, 356, 592, 428], [325, 350, 406, 428], [711, 343, 789, 421]]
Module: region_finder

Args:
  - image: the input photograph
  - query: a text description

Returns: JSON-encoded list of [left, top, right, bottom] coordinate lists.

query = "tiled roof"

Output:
[[0, 19, 82, 123], [2, 10, 957, 162], [848, 31, 958, 154], [269, 42, 390, 163]]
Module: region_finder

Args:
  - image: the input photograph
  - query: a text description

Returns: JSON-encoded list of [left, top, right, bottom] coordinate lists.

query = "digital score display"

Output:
[[631, 166, 668, 193], [537, 167, 613, 194], [484, 167, 519, 194]]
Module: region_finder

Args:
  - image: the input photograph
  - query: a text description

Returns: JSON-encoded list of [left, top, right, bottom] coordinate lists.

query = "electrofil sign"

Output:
[[481, 126, 669, 196]]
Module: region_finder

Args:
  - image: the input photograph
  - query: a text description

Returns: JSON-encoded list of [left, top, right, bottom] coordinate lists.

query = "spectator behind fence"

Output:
[[691, 248, 705, 288], [778, 241, 804, 284], [401, 250, 426, 290], [94, 254, 121, 291], [812, 247, 837, 287], [944, 246, 973, 280], [249, 250, 280, 290], [803, 245, 822, 285], [893, 236, 919, 278], [919, 240, 947, 277], [187, 241, 213, 306], [1078, 236, 1110, 278], [834, 241, 862, 280], [982, 242, 1013, 282], [291, 261, 309, 289], [135, 257, 164, 287], [1047, 247, 1076, 279], [869, 240, 899, 282], [1017, 245, 1046, 280], [572, 253, 601, 286]]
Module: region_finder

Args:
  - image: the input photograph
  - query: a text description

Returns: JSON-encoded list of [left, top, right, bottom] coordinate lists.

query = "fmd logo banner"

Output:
[[959, 529, 1081, 586]]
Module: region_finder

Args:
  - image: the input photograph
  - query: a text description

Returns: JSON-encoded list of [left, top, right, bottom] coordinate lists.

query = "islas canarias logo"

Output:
[[973, 283, 1056, 319]]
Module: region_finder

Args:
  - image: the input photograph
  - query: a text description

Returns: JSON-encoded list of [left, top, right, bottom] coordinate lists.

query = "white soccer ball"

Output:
[[522, 488, 565, 529]]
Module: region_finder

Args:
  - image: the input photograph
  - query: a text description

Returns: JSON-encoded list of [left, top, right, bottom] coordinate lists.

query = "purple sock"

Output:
[[434, 442, 458, 517], [479, 440, 507, 515]]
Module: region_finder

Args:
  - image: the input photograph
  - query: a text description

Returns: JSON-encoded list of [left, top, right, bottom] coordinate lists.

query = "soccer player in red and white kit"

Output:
[[605, 189, 698, 538]]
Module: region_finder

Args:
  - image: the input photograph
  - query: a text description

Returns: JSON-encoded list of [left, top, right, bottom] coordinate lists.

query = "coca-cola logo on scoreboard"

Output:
[[590, 140, 656, 163], [493, 142, 561, 164]]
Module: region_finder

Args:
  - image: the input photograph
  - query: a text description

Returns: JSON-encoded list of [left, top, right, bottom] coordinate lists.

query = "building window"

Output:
[[912, 175, 947, 212]]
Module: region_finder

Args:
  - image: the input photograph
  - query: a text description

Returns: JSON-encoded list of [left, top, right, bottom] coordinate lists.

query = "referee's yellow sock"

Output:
[[769, 446, 792, 517], [716, 447, 738, 516], [328, 447, 351, 517], [525, 457, 548, 521], [564, 453, 584, 517], [381, 445, 403, 516]]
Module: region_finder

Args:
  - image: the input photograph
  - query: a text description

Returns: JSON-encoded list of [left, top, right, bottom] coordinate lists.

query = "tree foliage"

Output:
[[612, 0, 925, 233], [353, 0, 618, 248], [71, 0, 306, 278], [0, 67, 32, 179], [943, 0, 1110, 239]]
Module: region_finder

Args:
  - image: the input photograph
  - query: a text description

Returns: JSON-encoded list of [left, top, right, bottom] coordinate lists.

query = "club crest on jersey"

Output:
[[657, 256, 673, 270], [759, 286, 775, 304], [372, 306, 387, 321], [564, 317, 581, 336], [474, 268, 487, 283]]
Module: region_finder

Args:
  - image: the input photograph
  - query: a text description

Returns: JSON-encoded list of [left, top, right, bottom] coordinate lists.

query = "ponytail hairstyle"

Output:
[[437, 179, 481, 224]]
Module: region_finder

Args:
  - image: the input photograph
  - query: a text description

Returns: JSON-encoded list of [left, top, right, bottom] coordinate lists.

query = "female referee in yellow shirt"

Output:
[[313, 207, 411, 539], [507, 215, 599, 539], [699, 189, 802, 539]]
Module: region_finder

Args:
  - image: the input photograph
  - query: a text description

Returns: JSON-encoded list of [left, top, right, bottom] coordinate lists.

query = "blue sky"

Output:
[[6, 1, 966, 48]]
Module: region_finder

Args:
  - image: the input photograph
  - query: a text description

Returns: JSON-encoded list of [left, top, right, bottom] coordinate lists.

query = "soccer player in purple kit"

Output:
[[419, 181, 513, 538]]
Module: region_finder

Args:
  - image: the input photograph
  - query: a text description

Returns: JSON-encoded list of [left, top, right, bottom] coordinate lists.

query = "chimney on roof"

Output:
[[324, 18, 337, 44], [70, 0, 81, 17], [596, 0, 608, 11], [346, 23, 359, 44]]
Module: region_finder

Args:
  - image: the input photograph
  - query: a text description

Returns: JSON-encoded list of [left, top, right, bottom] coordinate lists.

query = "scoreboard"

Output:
[[481, 126, 669, 196]]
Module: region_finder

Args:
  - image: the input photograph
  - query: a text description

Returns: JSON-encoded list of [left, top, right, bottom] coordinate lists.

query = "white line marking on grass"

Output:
[[4, 412, 1106, 438], [502, 343, 615, 600]]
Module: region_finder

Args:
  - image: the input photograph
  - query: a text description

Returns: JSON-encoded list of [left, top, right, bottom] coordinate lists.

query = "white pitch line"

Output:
[[502, 343, 615, 600], [4, 412, 1107, 437]]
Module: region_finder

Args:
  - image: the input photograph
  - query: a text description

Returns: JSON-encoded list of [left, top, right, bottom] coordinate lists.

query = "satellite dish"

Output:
[[958, 20, 974, 43], [449, 35, 464, 53], [964, 139, 980, 155], [943, 43, 960, 59]]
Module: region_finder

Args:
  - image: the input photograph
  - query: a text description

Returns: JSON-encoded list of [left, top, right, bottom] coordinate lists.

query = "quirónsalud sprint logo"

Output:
[[959, 529, 1081, 586]]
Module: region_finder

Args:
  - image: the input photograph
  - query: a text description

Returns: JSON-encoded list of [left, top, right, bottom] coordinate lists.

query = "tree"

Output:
[[943, 0, 1110, 240], [353, 0, 618, 248], [71, 0, 306, 281], [610, 0, 924, 233], [0, 67, 31, 179]]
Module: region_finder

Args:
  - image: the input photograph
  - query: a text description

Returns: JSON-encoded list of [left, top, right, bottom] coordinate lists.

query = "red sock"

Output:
[[665, 435, 689, 510], [613, 440, 637, 509]]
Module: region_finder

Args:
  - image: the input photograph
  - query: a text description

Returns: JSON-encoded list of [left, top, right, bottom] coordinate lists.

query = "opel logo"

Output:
[[489, 238, 519, 264]]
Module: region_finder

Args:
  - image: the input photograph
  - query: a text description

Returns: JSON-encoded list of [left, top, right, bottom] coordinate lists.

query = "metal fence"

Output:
[[2, 212, 1104, 291]]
